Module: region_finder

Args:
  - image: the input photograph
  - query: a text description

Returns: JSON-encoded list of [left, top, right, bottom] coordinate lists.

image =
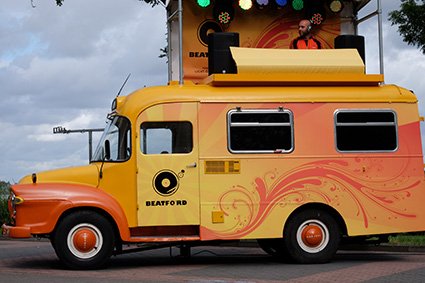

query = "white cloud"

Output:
[[27, 111, 104, 142]]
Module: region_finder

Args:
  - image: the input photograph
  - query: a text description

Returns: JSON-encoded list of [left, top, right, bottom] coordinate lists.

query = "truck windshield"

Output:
[[92, 115, 131, 162]]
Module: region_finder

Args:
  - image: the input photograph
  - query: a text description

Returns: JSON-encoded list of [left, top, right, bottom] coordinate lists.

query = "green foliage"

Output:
[[139, 0, 164, 7], [0, 181, 11, 226], [389, 233, 425, 246], [159, 46, 168, 59], [389, 0, 425, 54]]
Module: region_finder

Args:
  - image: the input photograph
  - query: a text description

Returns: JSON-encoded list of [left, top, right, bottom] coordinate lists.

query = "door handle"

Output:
[[186, 162, 197, 168]]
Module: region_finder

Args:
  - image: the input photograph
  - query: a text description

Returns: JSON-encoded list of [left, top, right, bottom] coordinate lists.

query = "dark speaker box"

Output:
[[334, 35, 366, 64], [208, 32, 239, 75]]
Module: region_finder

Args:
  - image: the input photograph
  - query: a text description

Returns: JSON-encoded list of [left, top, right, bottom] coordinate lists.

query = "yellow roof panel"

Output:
[[117, 84, 417, 120]]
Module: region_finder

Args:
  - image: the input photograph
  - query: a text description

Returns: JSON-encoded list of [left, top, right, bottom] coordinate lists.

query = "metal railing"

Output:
[[53, 126, 104, 162]]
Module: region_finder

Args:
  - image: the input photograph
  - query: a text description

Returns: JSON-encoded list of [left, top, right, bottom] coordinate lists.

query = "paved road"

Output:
[[1, 239, 425, 282]]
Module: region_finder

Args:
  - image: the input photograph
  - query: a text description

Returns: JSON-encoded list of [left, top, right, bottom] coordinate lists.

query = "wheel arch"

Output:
[[285, 203, 348, 237], [52, 206, 122, 245], [38, 183, 132, 241]]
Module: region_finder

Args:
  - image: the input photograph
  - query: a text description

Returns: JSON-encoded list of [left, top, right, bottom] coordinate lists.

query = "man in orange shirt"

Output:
[[290, 19, 322, 49]]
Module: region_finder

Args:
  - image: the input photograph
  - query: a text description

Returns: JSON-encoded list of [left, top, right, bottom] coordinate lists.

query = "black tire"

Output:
[[257, 238, 287, 257], [52, 211, 115, 269], [50, 237, 56, 252], [283, 209, 340, 264]]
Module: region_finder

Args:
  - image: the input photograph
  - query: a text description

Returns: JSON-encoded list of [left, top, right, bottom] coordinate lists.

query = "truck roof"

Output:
[[115, 83, 416, 120], [115, 48, 417, 119]]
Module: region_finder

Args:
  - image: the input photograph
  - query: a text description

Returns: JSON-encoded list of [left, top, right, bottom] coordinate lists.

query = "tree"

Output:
[[389, 0, 425, 54], [0, 181, 11, 226]]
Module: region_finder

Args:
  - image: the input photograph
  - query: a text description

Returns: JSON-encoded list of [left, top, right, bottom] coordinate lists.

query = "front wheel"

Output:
[[283, 209, 340, 264], [52, 211, 115, 269]]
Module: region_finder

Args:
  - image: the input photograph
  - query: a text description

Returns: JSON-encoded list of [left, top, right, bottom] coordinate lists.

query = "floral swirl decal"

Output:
[[206, 159, 419, 239]]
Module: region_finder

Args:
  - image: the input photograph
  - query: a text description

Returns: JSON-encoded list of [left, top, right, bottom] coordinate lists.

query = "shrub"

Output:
[[0, 181, 11, 227]]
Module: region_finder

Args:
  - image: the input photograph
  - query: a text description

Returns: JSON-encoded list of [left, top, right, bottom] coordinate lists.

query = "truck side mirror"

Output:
[[104, 140, 111, 161]]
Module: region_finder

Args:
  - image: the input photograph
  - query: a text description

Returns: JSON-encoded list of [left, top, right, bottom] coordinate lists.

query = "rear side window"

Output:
[[335, 110, 398, 152], [227, 109, 294, 153]]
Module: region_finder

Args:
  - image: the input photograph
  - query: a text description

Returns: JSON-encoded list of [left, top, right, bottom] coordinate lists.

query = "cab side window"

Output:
[[141, 122, 193, 154]]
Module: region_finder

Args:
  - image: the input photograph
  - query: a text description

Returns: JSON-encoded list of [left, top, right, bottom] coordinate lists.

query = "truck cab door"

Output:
[[136, 102, 199, 227]]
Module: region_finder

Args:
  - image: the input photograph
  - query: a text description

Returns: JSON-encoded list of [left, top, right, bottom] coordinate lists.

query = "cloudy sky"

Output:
[[1, 0, 424, 183]]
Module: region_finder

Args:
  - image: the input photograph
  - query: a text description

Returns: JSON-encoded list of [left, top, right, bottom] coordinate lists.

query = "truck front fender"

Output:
[[11, 183, 131, 240]]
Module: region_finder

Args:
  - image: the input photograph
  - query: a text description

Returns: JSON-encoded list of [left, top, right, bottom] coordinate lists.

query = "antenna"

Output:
[[116, 73, 131, 97]]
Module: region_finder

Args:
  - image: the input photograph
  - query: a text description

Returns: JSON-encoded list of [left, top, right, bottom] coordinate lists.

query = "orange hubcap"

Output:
[[301, 224, 323, 247], [73, 228, 97, 253]]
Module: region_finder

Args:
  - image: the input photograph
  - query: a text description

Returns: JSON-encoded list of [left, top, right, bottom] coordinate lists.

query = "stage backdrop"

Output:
[[179, 1, 342, 82]]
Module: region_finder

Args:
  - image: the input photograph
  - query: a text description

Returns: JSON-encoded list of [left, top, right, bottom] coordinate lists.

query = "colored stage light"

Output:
[[218, 12, 231, 24], [197, 0, 210, 8], [291, 0, 304, 11], [329, 0, 343, 13], [213, 0, 235, 24], [239, 0, 253, 10], [305, 0, 326, 25], [255, 0, 269, 9], [310, 12, 324, 25], [275, 0, 288, 8]]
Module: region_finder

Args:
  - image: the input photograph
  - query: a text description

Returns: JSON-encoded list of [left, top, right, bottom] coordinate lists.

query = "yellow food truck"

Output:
[[3, 47, 425, 269]]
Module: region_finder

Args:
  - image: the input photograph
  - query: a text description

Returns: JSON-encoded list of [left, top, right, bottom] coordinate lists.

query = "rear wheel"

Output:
[[283, 209, 340, 264], [52, 211, 115, 269]]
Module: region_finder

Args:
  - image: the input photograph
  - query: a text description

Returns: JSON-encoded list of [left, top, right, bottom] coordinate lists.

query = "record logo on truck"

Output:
[[152, 170, 179, 196], [145, 170, 188, 207]]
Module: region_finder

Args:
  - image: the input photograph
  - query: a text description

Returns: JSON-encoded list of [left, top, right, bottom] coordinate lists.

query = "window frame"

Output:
[[334, 109, 398, 153], [227, 108, 294, 154], [91, 115, 132, 163]]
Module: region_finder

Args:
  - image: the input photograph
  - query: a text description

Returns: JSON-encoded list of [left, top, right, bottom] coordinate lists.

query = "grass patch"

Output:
[[388, 234, 425, 246]]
